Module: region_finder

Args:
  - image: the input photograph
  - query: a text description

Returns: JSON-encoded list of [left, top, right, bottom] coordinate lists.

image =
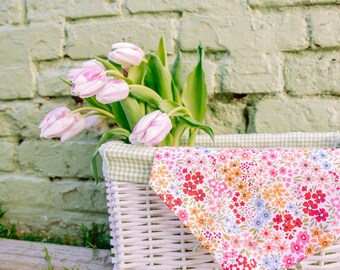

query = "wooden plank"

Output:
[[0, 238, 112, 270]]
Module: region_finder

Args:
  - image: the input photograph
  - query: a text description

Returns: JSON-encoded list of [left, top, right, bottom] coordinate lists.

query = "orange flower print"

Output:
[[310, 227, 323, 243], [273, 183, 285, 196], [262, 189, 272, 200], [221, 165, 231, 174], [273, 197, 287, 209], [236, 181, 247, 191], [240, 189, 251, 202], [196, 212, 209, 227], [225, 174, 235, 187], [318, 234, 333, 249], [190, 207, 200, 217], [231, 168, 242, 179], [305, 244, 315, 256]]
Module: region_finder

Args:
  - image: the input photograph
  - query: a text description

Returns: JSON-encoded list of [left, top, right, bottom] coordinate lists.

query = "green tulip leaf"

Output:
[[182, 45, 207, 122], [84, 96, 111, 111], [178, 116, 214, 142], [94, 56, 120, 72], [158, 36, 168, 68], [129, 85, 163, 108], [120, 97, 144, 131], [147, 53, 173, 100], [58, 76, 72, 86], [170, 51, 183, 94], [110, 102, 130, 131], [128, 61, 146, 85], [91, 128, 131, 182], [159, 100, 191, 117]]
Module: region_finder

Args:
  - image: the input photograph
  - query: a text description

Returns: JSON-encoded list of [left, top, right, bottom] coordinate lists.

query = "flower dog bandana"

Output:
[[149, 147, 340, 270]]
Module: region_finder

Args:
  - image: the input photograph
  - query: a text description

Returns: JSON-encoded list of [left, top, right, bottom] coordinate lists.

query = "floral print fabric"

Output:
[[149, 147, 340, 270]]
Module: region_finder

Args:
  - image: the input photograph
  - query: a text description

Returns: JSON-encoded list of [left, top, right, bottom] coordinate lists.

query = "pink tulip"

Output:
[[96, 78, 129, 104], [129, 110, 172, 146], [85, 115, 109, 134], [108, 42, 144, 69], [40, 107, 85, 142], [69, 60, 107, 98]]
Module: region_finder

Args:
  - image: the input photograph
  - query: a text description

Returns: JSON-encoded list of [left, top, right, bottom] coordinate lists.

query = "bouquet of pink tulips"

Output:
[[39, 37, 214, 180]]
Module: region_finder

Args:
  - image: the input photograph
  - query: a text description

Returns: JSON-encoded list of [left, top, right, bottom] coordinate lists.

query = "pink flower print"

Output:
[[314, 208, 329, 222], [239, 151, 251, 160], [222, 241, 230, 250], [312, 164, 322, 174], [269, 151, 277, 159], [242, 236, 258, 250], [300, 159, 311, 171], [260, 227, 272, 239], [270, 169, 278, 177], [212, 189, 223, 198], [303, 173, 314, 183], [283, 254, 295, 268], [177, 209, 188, 222], [218, 182, 228, 191], [297, 231, 310, 245], [230, 236, 241, 249], [317, 172, 330, 184], [291, 241, 304, 254], [278, 241, 289, 253], [312, 190, 326, 204], [261, 155, 268, 161], [263, 241, 275, 253], [279, 167, 287, 174], [208, 178, 218, 189], [303, 200, 318, 216]]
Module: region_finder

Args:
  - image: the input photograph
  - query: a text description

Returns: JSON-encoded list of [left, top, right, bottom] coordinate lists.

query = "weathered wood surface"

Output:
[[0, 238, 112, 270]]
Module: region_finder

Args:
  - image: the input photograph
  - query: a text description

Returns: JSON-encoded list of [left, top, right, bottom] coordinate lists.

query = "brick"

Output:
[[0, 175, 108, 239], [0, 23, 63, 64], [250, 10, 309, 52], [0, 0, 25, 25], [180, 9, 308, 52], [206, 100, 247, 134], [311, 9, 340, 48], [223, 52, 283, 93], [0, 63, 36, 100], [27, 0, 119, 22], [0, 140, 17, 171], [37, 60, 80, 97], [285, 51, 340, 96], [180, 11, 253, 52], [253, 98, 340, 133], [18, 140, 98, 178], [248, 0, 338, 7], [127, 0, 213, 13], [66, 17, 176, 59], [0, 98, 75, 138]]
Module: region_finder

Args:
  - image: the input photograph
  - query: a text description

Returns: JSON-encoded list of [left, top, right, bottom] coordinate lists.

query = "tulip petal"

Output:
[[39, 107, 70, 132], [60, 114, 86, 141], [96, 79, 129, 104], [40, 114, 75, 138]]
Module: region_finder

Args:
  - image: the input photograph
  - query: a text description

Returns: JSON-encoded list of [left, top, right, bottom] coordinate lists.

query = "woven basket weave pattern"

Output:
[[101, 133, 340, 270]]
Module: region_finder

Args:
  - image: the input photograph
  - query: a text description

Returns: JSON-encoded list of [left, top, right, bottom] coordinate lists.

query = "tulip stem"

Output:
[[72, 107, 116, 120], [188, 129, 198, 147], [167, 107, 183, 117]]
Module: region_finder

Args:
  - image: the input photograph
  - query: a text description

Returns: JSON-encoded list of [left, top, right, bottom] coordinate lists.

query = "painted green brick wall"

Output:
[[0, 0, 339, 241]]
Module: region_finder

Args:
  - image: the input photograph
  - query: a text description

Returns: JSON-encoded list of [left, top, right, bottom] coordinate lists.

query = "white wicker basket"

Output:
[[100, 133, 340, 270]]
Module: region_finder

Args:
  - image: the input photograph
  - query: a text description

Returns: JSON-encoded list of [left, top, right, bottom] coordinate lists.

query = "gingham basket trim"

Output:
[[99, 132, 340, 184]]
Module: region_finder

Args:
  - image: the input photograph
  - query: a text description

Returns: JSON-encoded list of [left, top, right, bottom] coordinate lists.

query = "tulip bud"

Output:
[[69, 60, 107, 98], [40, 107, 85, 141], [108, 42, 144, 70], [96, 78, 129, 104], [129, 110, 172, 147], [85, 115, 110, 134]]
